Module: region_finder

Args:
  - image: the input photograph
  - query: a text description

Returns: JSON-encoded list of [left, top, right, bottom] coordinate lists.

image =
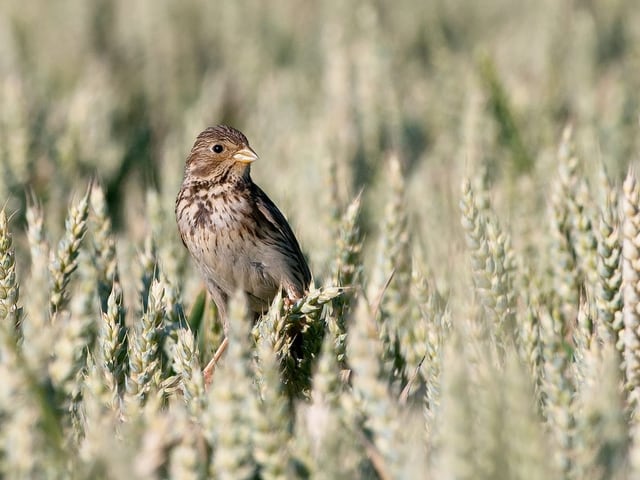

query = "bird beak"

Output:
[[232, 147, 259, 164]]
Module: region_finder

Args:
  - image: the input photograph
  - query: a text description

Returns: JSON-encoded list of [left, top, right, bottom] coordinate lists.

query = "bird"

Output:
[[175, 125, 312, 379]]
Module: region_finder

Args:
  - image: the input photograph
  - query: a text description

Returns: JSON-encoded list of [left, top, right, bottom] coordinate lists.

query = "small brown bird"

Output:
[[176, 126, 311, 375]]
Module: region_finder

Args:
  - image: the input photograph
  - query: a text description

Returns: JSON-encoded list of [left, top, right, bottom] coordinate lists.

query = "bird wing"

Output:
[[250, 184, 312, 298]]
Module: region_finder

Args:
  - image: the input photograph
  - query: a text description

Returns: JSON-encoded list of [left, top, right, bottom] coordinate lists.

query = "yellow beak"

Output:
[[232, 146, 259, 164]]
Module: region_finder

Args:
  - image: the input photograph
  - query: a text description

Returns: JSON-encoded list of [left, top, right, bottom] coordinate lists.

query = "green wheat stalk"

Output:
[[460, 178, 516, 357], [172, 327, 205, 416], [595, 177, 623, 350], [90, 183, 118, 312], [622, 170, 640, 417], [128, 279, 167, 402], [49, 186, 91, 315], [100, 281, 128, 402], [0, 209, 22, 335]]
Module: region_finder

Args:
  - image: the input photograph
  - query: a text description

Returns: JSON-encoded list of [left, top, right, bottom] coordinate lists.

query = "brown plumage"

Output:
[[176, 125, 312, 331]]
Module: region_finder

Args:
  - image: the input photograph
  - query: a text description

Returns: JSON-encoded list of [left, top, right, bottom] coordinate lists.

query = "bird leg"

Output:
[[202, 336, 229, 386]]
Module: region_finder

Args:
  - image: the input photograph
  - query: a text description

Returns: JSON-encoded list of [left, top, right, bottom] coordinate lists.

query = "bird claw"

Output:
[[283, 297, 294, 310]]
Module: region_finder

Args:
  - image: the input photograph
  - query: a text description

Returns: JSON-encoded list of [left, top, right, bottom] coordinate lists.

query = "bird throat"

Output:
[[177, 175, 252, 237]]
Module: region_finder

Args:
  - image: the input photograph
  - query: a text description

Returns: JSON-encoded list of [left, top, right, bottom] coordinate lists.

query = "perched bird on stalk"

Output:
[[176, 125, 312, 381]]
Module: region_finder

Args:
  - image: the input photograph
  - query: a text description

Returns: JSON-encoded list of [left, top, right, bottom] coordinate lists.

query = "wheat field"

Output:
[[0, 0, 639, 478]]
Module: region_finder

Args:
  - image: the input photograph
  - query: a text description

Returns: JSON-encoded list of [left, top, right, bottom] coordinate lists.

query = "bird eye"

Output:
[[212, 144, 224, 154]]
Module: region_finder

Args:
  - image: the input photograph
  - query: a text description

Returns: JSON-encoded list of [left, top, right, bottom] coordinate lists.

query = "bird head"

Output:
[[185, 125, 259, 181]]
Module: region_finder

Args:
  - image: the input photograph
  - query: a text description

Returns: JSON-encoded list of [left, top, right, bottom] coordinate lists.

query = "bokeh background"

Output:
[[2, 0, 637, 268], [1, 0, 640, 478]]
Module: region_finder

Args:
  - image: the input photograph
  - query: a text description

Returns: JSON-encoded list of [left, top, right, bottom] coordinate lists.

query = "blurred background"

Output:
[[0, 0, 638, 286], [1, 1, 640, 476]]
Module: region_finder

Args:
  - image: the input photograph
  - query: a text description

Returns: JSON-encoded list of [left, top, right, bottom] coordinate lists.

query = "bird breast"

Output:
[[176, 182, 277, 301]]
